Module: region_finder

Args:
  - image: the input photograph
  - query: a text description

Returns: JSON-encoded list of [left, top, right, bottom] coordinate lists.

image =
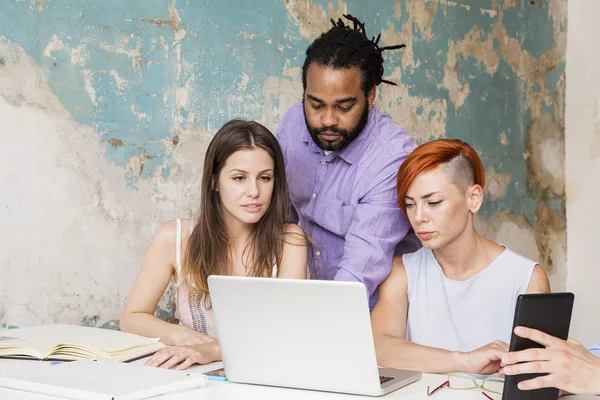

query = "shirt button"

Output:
[[321, 161, 326, 165], [312, 193, 316, 198], [316, 251, 321, 256]]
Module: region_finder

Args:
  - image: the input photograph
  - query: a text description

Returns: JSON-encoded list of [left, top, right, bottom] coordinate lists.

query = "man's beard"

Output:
[[304, 102, 370, 152]]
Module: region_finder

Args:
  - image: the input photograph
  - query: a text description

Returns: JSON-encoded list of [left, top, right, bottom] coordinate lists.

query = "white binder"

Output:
[[0, 359, 207, 399]]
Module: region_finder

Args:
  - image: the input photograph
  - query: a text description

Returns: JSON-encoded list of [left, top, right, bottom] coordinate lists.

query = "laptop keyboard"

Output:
[[379, 375, 394, 384]]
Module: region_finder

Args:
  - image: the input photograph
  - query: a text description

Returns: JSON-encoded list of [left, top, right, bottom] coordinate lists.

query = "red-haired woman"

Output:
[[371, 139, 550, 375]]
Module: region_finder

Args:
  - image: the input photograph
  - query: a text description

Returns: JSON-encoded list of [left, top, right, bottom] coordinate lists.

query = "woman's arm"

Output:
[[371, 257, 507, 374], [277, 223, 308, 279], [525, 264, 551, 294], [120, 220, 211, 345]]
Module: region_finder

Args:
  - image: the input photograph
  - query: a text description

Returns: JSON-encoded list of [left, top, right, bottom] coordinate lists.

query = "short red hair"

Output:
[[397, 139, 486, 214]]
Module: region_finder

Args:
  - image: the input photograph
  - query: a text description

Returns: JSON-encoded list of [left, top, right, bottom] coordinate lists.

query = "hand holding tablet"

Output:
[[501, 327, 600, 396], [500, 293, 575, 400]]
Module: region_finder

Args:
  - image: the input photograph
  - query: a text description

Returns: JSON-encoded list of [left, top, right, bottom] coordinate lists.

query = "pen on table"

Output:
[[482, 392, 493, 399]]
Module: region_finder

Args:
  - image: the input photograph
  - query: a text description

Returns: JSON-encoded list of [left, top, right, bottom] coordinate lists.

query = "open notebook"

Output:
[[0, 324, 165, 362]]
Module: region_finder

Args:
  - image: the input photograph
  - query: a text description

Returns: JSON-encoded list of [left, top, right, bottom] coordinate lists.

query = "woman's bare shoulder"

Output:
[[283, 223, 308, 246]]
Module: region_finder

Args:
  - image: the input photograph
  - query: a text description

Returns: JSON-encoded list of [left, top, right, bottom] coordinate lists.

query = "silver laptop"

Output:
[[208, 276, 421, 396]]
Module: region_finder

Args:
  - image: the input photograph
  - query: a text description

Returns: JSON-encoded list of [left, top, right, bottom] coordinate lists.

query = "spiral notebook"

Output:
[[0, 359, 208, 399], [0, 324, 165, 362]]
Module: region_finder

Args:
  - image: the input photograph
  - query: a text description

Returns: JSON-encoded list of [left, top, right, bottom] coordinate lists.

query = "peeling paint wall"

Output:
[[565, 0, 600, 347], [0, 0, 566, 329]]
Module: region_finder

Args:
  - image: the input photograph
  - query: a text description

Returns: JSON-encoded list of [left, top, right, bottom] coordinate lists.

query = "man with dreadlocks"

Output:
[[276, 14, 419, 308]]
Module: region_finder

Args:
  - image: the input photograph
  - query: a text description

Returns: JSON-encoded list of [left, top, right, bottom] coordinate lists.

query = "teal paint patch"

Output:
[[0, 324, 19, 329], [449, 53, 539, 221], [80, 317, 120, 330], [155, 285, 176, 323], [81, 315, 100, 327], [155, 305, 174, 322], [99, 320, 121, 331], [175, 1, 294, 131], [1, 1, 178, 187], [502, 1, 557, 59], [545, 63, 564, 96]]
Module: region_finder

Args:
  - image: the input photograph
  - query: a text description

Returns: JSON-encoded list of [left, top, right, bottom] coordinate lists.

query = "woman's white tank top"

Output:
[[403, 246, 536, 352]]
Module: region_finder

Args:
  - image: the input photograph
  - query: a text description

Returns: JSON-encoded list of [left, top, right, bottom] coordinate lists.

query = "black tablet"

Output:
[[502, 292, 575, 400]]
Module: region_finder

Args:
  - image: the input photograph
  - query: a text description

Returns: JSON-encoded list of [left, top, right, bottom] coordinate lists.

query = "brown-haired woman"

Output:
[[121, 120, 308, 370]]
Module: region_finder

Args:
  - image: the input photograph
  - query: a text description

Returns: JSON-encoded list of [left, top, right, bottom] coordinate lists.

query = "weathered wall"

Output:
[[0, 0, 566, 329], [565, 0, 600, 347]]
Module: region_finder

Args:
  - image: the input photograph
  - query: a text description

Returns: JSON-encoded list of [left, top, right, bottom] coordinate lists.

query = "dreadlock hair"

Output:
[[301, 14, 405, 96]]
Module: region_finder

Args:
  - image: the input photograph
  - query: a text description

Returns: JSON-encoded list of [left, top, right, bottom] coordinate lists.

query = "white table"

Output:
[[0, 358, 595, 399]]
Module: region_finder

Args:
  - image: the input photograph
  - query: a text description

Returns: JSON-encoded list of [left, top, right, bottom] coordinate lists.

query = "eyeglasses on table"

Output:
[[427, 373, 504, 399]]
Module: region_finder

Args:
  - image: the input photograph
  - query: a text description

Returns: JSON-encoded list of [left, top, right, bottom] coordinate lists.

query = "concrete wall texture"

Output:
[[0, 0, 567, 330], [565, 0, 600, 347]]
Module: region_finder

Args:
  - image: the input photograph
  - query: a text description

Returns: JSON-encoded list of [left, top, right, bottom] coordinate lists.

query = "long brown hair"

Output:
[[181, 120, 292, 304]]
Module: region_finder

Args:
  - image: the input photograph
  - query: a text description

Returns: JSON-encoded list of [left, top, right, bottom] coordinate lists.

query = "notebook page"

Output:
[[0, 324, 160, 357], [49, 342, 165, 361]]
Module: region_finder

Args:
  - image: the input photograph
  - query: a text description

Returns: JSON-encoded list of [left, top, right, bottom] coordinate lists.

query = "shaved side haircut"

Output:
[[442, 155, 477, 194]]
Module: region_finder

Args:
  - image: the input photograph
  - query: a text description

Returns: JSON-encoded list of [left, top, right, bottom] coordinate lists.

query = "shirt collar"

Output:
[[303, 129, 323, 154], [336, 107, 376, 165]]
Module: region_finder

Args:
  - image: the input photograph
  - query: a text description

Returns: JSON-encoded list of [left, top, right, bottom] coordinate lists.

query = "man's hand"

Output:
[[500, 326, 600, 396], [458, 340, 508, 375]]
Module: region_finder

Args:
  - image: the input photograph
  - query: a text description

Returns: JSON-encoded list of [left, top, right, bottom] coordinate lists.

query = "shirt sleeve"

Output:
[[590, 340, 600, 358], [275, 109, 299, 224], [333, 151, 412, 306]]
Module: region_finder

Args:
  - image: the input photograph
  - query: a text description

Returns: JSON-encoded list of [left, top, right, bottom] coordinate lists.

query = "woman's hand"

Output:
[[168, 327, 214, 346], [145, 341, 221, 370], [458, 341, 509, 375]]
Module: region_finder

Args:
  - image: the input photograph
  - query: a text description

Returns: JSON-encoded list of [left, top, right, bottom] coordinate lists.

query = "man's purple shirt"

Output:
[[276, 101, 419, 307], [590, 340, 600, 358]]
